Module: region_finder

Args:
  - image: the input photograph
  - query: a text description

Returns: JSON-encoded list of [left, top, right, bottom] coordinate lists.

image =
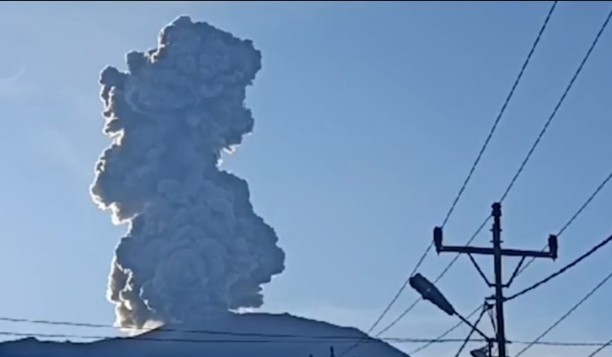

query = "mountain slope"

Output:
[[0, 313, 410, 357]]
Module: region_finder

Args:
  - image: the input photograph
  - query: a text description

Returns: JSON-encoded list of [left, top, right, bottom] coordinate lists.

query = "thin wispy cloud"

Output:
[[0, 67, 39, 97], [38, 127, 91, 182]]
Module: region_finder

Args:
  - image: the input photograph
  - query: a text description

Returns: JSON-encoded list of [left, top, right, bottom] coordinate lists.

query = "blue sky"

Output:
[[0, 1, 611, 356]]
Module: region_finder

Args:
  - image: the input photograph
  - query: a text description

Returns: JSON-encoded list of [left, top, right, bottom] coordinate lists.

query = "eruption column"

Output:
[[91, 16, 285, 329]]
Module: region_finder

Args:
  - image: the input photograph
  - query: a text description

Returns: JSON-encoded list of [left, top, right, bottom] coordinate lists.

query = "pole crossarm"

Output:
[[436, 245, 555, 259]]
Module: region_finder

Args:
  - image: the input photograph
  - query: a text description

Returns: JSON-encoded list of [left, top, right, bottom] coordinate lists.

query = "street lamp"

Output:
[[409, 273, 493, 353], [408, 273, 456, 316]]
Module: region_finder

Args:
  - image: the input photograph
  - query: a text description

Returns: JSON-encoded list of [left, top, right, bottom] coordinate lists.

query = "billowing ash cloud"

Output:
[[90, 16, 285, 329]]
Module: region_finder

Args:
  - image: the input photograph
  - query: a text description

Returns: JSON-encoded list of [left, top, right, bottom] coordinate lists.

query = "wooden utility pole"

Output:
[[433, 202, 558, 357]]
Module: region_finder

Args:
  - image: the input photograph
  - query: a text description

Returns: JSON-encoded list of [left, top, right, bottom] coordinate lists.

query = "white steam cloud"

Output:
[[91, 16, 285, 329]]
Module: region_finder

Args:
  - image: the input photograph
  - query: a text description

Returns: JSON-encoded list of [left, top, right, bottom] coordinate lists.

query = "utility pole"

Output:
[[433, 202, 558, 357], [492, 203, 507, 357]]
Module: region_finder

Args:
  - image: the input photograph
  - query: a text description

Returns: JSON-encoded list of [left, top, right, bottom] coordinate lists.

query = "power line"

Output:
[[586, 337, 612, 357], [0, 316, 362, 340], [0, 328, 610, 348], [0, 316, 485, 344], [379, 229, 612, 353], [0, 316, 487, 345], [412, 11, 612, 353], [531, 341, 611, 347], [384, 231, 612, 354], [440, 0, 558, 229], [556, 173, 612, 237], [337, 276, 415, 355], [379, 5, 612, 346], [419, 0, 612, 314], [433, 13, 612, 353], [404, 0, 558, 291], [356, 3, 560, 347], [505, 234, 612, 302], [0, 330, 474, 344], [453, 306, 489, 357], [340, 253, 431, 355], [374, 217, 489, 338], [384, 154, 611, 336], [374, 297, 421, 338], [517, 167, 612, 277], [408, 173, 612, 355], [0, 330, 463, 345], [514, 268, 612, 357], [497, 6, 612, 204], [335, 275, 412, 357], [359, 167, 612, 340], [409, 305, 483, 355], [364, 279, 411, 335], [464, 3, 612, 292], [0, 330, 354, 344]]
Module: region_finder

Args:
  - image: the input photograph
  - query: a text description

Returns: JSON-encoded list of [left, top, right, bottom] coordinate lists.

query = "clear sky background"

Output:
[[0, 2, 611, 356]]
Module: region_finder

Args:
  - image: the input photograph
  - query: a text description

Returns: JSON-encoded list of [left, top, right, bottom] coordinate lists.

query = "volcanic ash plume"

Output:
[[90, 16, 285, 329]]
